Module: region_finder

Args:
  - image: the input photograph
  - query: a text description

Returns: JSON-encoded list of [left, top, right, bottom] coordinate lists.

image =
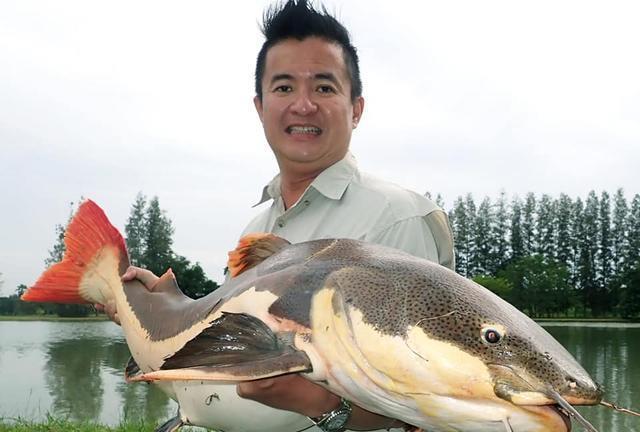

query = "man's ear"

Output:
[[352, 96, 364, 128], [254, 96, 264, 123]]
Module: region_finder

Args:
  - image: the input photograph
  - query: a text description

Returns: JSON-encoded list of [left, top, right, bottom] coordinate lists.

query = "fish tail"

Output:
[[21, 199, 129, 305]]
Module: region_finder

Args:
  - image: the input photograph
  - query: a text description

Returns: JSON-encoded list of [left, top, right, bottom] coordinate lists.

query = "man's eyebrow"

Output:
[[270, 73, 294, 84], [315, 73, 340, 86], [269, 72, 342, 87]]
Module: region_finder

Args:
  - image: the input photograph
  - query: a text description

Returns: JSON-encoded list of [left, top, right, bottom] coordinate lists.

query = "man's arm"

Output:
[[237, 376, 402, 430], [369, 211, 455, 270]]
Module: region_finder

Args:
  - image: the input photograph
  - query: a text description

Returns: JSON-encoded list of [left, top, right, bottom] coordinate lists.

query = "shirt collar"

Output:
[[253, 152, 358, 207]]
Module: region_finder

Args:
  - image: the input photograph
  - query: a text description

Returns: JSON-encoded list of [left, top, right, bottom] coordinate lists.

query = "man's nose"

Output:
[[289, 90, 318, 115]]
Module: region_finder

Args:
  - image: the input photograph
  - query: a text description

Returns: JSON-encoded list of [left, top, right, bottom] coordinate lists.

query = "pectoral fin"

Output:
[[131, 312, 312, 382], [130, 350, 312, 382], [124, 356, 142, 383]]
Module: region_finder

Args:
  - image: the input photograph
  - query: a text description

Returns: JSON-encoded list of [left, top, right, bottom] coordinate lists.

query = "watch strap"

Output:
[[310, 397, 352, 432]]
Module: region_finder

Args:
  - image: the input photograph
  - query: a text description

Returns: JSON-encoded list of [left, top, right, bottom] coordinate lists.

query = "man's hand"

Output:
[[95, 266, 160, 325], [237, 375, 402, 430], [237, 375, 339, 418]]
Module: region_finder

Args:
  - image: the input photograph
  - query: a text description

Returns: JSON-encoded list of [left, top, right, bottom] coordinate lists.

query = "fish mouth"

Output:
[[488, 364, 599, 432], [518, 404, 572, 431]]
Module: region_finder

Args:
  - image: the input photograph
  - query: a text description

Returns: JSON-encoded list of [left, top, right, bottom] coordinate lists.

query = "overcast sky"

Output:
[[1, 0, 639, 296]]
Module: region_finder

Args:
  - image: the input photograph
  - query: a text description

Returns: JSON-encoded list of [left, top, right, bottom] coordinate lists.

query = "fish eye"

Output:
[[482, 327, 502, 344]]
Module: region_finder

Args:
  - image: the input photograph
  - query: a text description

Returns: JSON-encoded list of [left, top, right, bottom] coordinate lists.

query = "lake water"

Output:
[[0, 320, 639, 431]]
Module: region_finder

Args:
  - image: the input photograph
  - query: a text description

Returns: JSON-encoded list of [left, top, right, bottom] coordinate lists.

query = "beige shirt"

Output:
[[243, 152, 455, 270], [212, 153, 455, 432]]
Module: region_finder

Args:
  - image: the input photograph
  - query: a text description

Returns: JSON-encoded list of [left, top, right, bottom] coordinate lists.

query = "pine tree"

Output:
[[510, 197, 524, 262], [44, 222, 68, 268], [598, 191, 613, 290], [612, 188, 629, 276], [572, 197, 585, 288], [435, 193, 445, 209], [492, 190, 510, 272], [451, 197, 470, 277], [125, 193, 147, 266], [475, 197, 494, 276], [581, 191, 604, 314], [555, 193, 574, 272], [464, 194, 478, 276], [143, 197, 175, 277], [628, 194, 640, 269], [536, 194, 556, 260], [522, 193, 537, 256]]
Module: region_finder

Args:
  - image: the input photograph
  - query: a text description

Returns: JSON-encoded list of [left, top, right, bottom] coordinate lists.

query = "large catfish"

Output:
[[23, 200, 611, 431]]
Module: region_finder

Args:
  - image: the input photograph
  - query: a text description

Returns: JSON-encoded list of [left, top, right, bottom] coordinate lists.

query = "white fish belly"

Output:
[[310, 288, 564, 432]]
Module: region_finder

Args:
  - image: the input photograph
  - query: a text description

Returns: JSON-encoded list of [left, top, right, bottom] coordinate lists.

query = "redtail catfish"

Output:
[[24, 200, 635, 432]]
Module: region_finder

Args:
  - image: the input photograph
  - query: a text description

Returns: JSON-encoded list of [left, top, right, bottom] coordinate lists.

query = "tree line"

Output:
[[2, 190, 639, 319], [0, 194, 219, 316], [433, 189, 640, 318]]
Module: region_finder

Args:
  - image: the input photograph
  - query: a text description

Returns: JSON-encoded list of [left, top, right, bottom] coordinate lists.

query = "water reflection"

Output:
[[544, 325, 640, 431], [1, 320, 638, 431], [105, 340, 170, 422], [43, 327, 172, 424], [45, 335, 105, 420]]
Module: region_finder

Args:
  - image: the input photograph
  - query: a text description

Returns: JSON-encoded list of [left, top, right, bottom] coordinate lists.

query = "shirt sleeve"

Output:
[[367, 210, 455, 270]]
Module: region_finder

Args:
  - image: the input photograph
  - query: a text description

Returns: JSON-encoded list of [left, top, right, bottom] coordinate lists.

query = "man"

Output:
[[116, 1, 454, 431]]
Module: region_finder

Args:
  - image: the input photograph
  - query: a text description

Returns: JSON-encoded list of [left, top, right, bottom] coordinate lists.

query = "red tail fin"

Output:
[[21, 200, 129, 304]]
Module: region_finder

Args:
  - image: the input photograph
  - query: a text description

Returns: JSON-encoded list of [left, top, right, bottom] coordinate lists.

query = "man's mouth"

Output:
[[286, 125, 322, 136]]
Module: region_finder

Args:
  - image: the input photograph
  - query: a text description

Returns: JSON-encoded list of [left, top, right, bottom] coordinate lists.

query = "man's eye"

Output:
[[317, 85, 335, 94], [274, 85, 292, 93]]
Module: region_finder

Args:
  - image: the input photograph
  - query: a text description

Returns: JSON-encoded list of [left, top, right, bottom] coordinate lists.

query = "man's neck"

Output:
[[279, 169, 322, 210]]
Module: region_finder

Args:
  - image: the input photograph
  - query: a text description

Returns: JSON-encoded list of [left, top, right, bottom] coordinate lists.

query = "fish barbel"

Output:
[[22, 200, 606, 431]]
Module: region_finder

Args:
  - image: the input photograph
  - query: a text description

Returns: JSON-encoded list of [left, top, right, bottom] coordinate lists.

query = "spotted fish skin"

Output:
[[22, 200, 603, 432], [227, 238, 602, 430]]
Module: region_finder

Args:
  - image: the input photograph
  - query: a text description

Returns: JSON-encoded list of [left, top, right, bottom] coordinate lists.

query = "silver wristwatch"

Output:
[[310, 398, 353, 432]]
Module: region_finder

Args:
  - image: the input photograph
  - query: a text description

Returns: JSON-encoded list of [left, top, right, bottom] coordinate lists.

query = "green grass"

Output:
[[0, 417, 208, 432], [0, 417, 155, 432], [0, 315, 109, 322]]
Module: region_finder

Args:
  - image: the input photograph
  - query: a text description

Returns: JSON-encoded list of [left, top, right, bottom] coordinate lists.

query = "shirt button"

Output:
[[277, 221, 284, 228], [303, 200, 310, 206]]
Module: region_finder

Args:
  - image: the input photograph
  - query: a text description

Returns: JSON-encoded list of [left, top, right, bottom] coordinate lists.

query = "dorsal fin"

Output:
[[227, 233, 290, 277], [151, 268, 182, 294]]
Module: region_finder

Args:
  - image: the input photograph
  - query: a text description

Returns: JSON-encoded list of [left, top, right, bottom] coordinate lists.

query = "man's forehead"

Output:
[[263, 37, 348, 79]]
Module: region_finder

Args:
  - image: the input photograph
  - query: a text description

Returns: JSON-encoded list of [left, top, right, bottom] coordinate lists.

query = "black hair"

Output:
[[255, 0, 362, 102]]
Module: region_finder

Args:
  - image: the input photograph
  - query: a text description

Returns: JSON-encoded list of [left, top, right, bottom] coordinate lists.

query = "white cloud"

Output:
[[1, 0, 638, 295]]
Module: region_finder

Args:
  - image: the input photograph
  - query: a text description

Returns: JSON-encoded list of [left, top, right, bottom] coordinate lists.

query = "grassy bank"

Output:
[[0, 315, 109, 322], [0, 418, 207, 432], [0, 418, 155, 432]]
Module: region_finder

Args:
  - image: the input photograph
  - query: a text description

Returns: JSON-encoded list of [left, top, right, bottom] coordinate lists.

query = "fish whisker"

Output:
[[600, 400, 640, 417], [502, 417, 514, 432], [548, 390, 598, 432]]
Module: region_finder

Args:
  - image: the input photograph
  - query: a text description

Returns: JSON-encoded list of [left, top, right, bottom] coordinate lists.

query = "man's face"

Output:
[[254, 37, 364, 175]]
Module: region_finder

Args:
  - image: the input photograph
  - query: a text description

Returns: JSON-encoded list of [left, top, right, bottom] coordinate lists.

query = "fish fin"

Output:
[[149, 268, 182, 295], [131, 312, 313, 382], [227, 233, 290, 277], [154, 415, 184, 432], [21, 200, 129, 305], [124, 356, 142, 382], [161, 312, 310, 369], [131, 350, 312, 382]]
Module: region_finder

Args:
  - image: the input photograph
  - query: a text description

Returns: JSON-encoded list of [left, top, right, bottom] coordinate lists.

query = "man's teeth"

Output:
[[288, 126, 321, 135]]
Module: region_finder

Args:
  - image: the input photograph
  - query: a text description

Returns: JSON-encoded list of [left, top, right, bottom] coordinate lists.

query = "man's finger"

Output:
[[121, 266, 160, 290]]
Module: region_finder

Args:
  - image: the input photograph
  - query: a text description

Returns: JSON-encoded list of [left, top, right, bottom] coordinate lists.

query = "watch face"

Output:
[[325, 411, 350, 430]]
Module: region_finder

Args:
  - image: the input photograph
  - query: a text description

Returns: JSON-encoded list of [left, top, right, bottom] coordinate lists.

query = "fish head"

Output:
[[292, 241, 604, 430], [408, 266, 604, 417]]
